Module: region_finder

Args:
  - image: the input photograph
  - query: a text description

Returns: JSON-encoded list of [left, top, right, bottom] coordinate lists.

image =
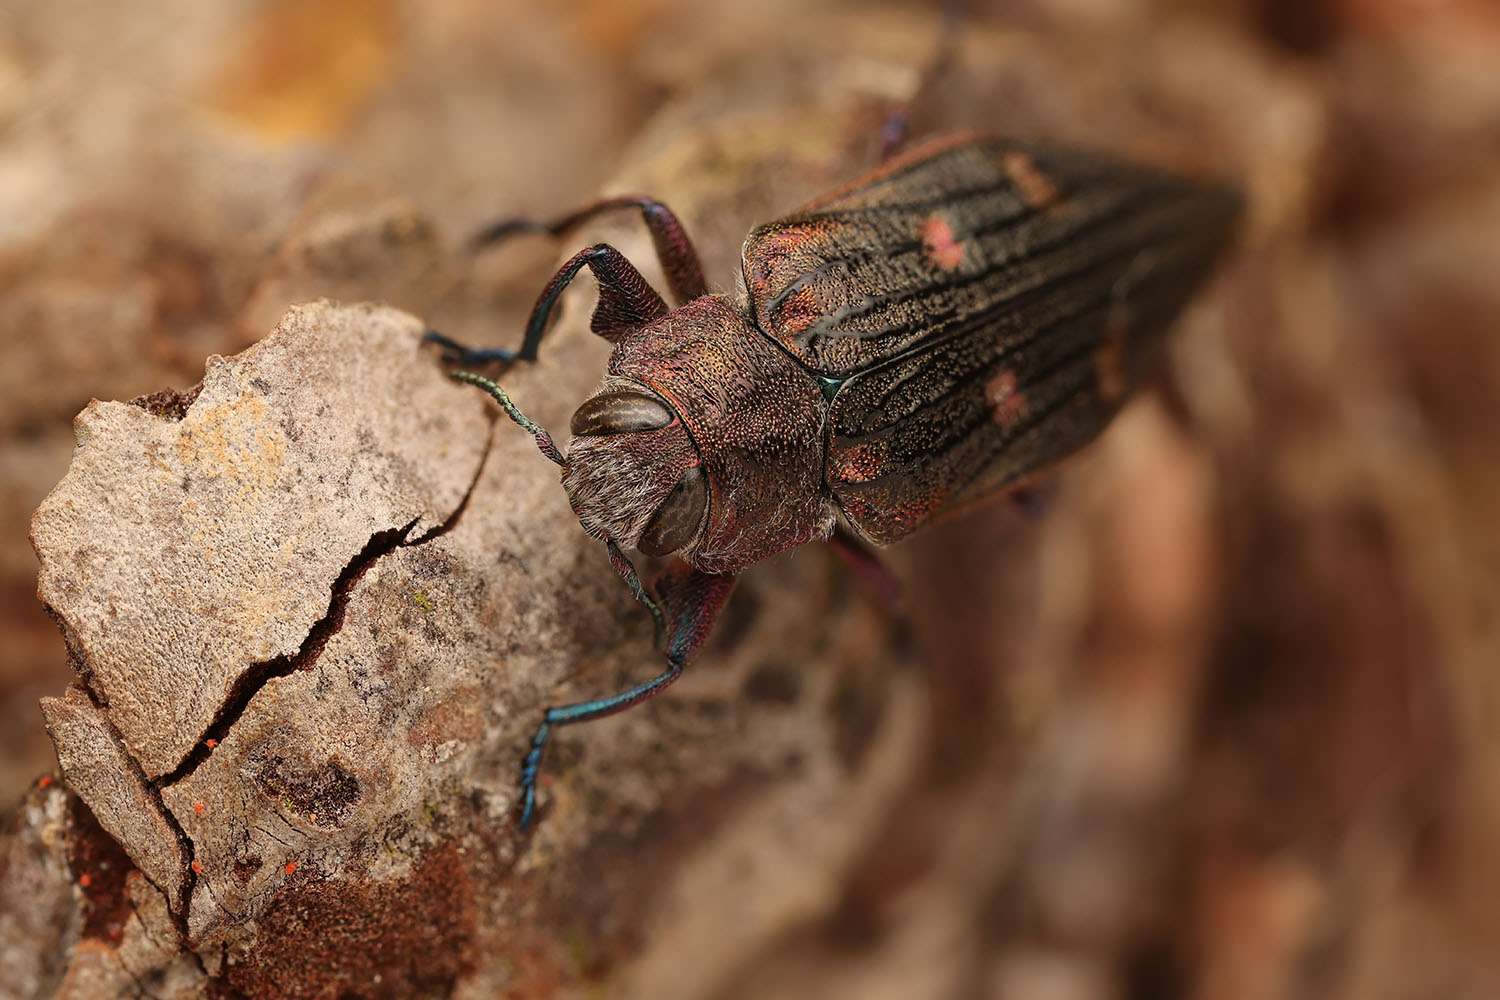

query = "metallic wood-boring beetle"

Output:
[[429, 132, 1241, 828]]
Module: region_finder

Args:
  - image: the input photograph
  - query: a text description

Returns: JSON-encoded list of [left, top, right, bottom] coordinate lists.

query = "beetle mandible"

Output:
[[428, 132, 1241, 828]]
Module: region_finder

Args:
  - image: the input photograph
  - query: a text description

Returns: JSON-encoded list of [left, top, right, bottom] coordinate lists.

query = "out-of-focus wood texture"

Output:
[[2, 1, 1497, 997]]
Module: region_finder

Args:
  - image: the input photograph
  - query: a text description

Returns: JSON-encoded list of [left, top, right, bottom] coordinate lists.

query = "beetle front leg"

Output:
[[516, 557, 736, 828], [427, 243, 669, 366], [827, 526, 902, 603]]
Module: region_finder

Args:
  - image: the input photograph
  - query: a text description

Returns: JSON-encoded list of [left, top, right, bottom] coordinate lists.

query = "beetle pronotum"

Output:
[[430, 132, 1241, 827]]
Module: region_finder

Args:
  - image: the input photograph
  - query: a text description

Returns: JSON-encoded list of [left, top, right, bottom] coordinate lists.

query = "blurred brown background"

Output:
[[2, 0, 1498, 997]]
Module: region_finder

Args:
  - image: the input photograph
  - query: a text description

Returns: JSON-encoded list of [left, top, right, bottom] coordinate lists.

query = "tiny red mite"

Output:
[[429, 132, 1241, 828]]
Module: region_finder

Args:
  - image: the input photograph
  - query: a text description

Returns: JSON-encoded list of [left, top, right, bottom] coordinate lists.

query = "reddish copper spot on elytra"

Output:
[[1002, 151, 1060, 209], [1097, 303, 1129, 403], [919, 214, 964, 270], [835, 442, 886, 483], [985, 370, 1027, 427], [776, 287, 822, 335]]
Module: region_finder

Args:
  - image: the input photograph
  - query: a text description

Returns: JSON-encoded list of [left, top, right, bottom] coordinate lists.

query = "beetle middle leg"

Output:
[[827, 526, 902, 603], [879, 0, 968, 161], [472, 195, 708, 304]]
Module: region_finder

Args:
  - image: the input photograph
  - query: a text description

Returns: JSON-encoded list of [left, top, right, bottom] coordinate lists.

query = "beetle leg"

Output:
[[427, 242, 668, 365], [1009, 485, 1050, 521], [827, 526, 902, 603], [879, 0, 968, 161], [516, 555, 736, 828], [651, 559, 738, 668], [531, 243, 672, 347], [472, 195, 708, 304]]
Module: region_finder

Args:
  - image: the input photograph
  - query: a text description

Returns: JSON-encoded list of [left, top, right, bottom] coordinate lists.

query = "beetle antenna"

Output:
[[447, 371, 667, 648], [438, 371, 663, 644], [604, 539, 666, 648], [449, 371, 566, 467]]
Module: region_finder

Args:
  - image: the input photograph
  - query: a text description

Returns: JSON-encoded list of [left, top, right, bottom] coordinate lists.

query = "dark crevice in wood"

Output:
[[71, 680, 197, 944], [153, 517, 420, 794], [407, 416, 495, 546], [155, 412, 495, 794]]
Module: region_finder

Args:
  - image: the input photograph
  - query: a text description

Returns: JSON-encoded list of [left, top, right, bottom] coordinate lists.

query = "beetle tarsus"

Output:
[[516, 661, 685, 828], [517, 720, 551, 829], [424, 330, 525, 367], [511, 559, 736, 828], [470, 216, 550, 250]]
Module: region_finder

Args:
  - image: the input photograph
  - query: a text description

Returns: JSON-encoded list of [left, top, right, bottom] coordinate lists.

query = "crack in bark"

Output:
[[407, 418, 495, 546], [151, 419, 494, 939], [42, 391, 498, 963], [152, 518, 420, 794], [155, 415, 494, 793], [70, 681, 198, 945]]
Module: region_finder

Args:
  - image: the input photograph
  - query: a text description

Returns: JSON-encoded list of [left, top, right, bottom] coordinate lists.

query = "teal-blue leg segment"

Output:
[[517, 557, 736, 829], [518, 662, 683, 828], [425, 331, 523, 365]]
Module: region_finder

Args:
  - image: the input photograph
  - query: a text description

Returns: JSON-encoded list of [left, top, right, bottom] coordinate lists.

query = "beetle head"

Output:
[[562, 380, 707, 558]]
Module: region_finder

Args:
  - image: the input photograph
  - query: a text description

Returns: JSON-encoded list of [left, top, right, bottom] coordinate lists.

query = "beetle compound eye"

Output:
[[570, 391, 673, 436], [636, 464, 707, 556]]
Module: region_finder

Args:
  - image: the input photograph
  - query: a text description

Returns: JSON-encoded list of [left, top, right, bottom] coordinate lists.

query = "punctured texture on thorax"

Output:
[[608, 295, 834, 574]]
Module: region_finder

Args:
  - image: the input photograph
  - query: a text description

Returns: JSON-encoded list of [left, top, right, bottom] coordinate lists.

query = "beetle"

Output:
[[428, 132, 1242, 827]]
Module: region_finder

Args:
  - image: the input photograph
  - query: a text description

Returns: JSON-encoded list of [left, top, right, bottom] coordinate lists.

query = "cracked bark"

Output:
[[30, 301, 506, 972]]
